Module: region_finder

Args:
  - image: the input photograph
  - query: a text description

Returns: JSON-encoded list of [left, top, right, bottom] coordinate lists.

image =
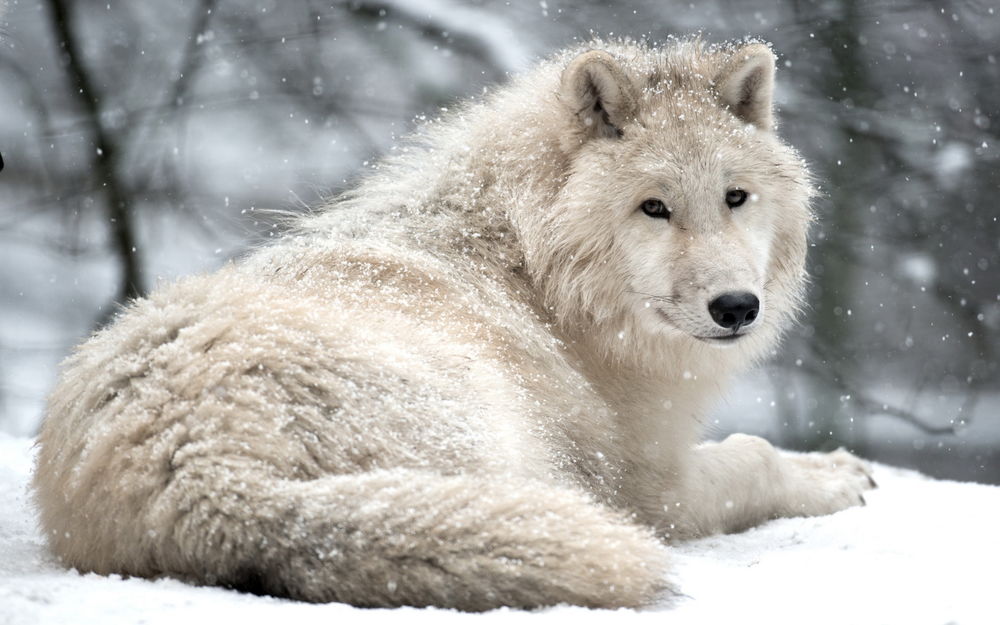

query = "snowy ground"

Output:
[[1, 433, 997, 625]]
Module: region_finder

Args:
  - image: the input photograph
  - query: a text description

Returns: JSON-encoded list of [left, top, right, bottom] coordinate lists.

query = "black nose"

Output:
[[708, 292, 760, 331]]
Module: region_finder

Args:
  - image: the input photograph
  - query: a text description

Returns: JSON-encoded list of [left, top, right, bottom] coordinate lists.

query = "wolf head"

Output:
[[524, 40, 814, 370]]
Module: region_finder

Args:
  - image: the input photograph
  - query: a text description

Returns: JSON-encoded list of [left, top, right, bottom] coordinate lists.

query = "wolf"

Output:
[[33, 39, 874, 611]]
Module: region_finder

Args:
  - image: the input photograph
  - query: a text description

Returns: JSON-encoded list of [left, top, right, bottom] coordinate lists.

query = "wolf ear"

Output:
[[717, 43, 776, 131], [559, 50, 637, 140]]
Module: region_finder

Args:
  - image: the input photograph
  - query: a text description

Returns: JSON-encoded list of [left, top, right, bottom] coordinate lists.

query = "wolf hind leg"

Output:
[[152, 466, 673, 611]]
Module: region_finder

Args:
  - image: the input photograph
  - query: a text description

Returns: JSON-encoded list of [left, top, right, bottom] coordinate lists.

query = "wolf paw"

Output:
[[779, 448, 876, 517]]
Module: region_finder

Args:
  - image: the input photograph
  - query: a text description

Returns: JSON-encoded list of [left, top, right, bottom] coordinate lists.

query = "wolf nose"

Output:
[[708, 292, 760, 331]]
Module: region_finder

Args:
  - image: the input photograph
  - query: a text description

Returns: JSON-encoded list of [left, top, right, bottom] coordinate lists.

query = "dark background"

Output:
[[1, 0, 997, 482]]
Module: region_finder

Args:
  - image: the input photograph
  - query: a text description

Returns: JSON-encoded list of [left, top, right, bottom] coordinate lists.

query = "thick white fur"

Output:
[[34, 39, 873, 611]]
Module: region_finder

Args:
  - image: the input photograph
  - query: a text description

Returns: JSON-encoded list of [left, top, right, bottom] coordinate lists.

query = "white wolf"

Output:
[[34, 39, 874, 610]]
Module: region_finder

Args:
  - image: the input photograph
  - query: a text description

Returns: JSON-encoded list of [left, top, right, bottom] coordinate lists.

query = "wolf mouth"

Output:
[[694, 334, 745, 343], [655, 308, 747, 343]]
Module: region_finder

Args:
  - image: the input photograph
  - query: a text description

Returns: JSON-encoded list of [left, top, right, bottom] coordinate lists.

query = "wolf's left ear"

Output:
[[717, 43, 776, 131], [559, 50, 637, 140]]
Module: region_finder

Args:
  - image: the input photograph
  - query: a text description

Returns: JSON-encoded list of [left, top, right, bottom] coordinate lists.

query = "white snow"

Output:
[[1, 432, 997, 625], [897, 252, 938, 286], [934, 142, 973, 188]]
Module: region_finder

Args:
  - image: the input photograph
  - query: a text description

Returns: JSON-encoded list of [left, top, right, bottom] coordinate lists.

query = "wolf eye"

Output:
[[726, 189, 749, 208], [639, 199, 670, 219]]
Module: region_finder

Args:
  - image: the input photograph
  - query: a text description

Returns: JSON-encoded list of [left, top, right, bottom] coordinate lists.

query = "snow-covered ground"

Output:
[[1, 432, 997, 625]]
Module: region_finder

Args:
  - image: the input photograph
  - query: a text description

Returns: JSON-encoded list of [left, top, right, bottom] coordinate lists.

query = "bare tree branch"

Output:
[[800, 345, 964, 436], [125, 0, 218, 204], [44, 0, 144, 303]]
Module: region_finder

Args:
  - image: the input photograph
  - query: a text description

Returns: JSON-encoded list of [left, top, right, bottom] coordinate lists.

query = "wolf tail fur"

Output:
[[170, 468, 672, 609], [40, 457, 671, 610]]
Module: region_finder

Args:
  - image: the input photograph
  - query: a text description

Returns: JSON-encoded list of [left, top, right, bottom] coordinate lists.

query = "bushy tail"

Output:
[[151, 467, 672, 610]]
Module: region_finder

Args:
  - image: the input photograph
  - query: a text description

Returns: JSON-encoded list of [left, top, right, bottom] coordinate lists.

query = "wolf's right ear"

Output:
[[559, 50, 637, 141], [716, 43, 777, 131]]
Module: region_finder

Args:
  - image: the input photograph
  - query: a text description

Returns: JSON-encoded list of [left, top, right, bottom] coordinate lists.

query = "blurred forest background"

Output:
[[0, 0, 997, 482]]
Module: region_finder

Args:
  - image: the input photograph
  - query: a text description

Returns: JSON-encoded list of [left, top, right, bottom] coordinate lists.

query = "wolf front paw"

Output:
[[778, 448, 876, 518]]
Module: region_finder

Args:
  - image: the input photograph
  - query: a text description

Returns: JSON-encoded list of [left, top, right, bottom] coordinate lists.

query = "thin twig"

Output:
[[798, 351, 962, 436]]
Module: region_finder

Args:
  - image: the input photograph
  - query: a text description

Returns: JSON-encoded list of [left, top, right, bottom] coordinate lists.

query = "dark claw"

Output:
[[859, 494, 867, 506], [867, 475, 878, 488]]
